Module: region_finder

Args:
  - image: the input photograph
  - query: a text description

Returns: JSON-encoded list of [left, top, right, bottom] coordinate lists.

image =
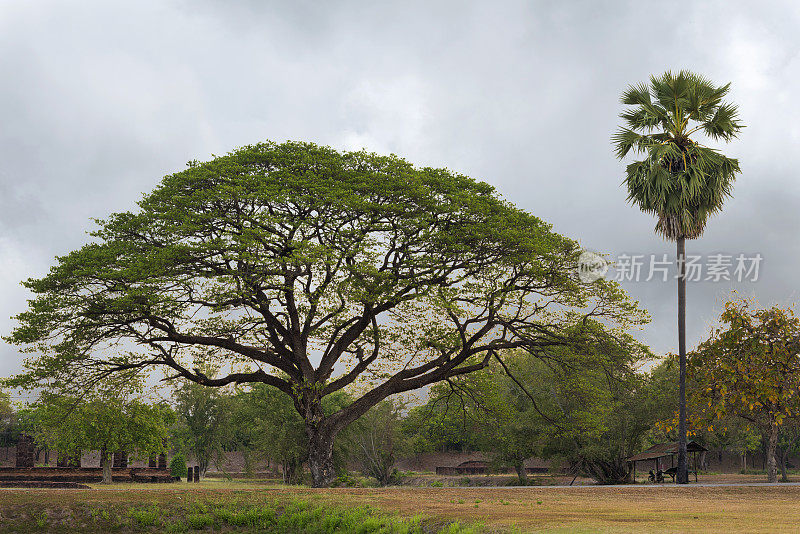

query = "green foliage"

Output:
[[690, 300, 800, 426], [645, 356, 680, 424], [648, 356, 760, 462], [172, 378, 231, 475], [170, 452, 188, 479], [613, 70, 743, 240], [5, 140, 645, 486], [27, 385, 172, 482], [416, 327, 656, 484], [403, 400, 480, 454], [342, 399, 408, 485], [11, 496, 475, 533], [690, 299, 800, 481], [0, 389, 11, 422], [518, 338, 655, 483], [720, 421, 761, 458], [6, 140, 643, 392], [227, 383, 308, 483], [129, 507, 160, 527], [0, 389, 14, 447], [410, 361, 544, 484], [31, 394, 171, 459]]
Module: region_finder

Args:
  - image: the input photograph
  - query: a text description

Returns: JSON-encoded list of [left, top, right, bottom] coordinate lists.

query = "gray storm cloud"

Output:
[[2, 0, 800, 378]]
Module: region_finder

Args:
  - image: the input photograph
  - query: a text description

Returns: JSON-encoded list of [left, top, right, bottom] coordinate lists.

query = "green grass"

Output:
[[6, 477, 800, 533], [0, 493, 483, 533]]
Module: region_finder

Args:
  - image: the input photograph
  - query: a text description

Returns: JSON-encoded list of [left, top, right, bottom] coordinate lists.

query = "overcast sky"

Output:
[[2, 1, 800, 380]]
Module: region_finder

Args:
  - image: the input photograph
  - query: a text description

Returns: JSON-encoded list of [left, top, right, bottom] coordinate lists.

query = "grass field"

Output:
[[2, 479, 800, 532]]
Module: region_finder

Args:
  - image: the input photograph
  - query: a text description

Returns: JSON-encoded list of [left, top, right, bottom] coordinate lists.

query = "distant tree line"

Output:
[[3, 301, 800, 487]]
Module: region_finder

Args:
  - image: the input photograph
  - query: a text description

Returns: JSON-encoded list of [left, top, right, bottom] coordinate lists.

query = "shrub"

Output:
[[170, 453, 188, 479]]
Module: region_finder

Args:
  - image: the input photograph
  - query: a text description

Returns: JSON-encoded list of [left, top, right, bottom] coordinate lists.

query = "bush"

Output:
[[170, 453, 187, 479]]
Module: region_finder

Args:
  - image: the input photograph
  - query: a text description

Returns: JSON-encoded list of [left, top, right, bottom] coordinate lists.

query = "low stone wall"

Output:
[[396, 451, 557, 473], [0, 467, 174, 483]]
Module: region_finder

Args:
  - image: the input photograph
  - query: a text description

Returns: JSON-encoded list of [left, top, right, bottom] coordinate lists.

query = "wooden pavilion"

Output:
[[627, 441, 708, 482]]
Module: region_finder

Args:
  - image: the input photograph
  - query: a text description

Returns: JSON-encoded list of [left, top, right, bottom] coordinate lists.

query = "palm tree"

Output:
[[613, 71, 743, 484]]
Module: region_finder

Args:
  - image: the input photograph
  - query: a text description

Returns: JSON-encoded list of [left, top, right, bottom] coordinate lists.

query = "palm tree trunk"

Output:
[[677, 236, 689, 484]]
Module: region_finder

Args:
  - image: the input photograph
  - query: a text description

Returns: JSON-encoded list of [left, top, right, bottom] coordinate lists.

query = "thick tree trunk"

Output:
[[308, 427, 336, 488], [299, 378, 408, 487], [100, 449, 112, 485], [676, 236, 689, 484], [767, 421, 779, 483], [514, 463, 528, 485], [300, 388, 340, 488]]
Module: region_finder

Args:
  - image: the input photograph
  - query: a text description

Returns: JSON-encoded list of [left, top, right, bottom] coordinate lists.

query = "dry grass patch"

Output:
[[1, 481, 800, 532], [279, 485, 800, 533]]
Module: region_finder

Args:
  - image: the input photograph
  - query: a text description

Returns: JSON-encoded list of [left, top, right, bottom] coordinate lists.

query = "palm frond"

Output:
[[620, 82, 651, 106], [611, 128, 640, 159], [703, 103, 743, 141]]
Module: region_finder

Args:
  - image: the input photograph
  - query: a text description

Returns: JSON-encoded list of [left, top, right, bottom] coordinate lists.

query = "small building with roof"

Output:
[[627, 440, 708, 482]]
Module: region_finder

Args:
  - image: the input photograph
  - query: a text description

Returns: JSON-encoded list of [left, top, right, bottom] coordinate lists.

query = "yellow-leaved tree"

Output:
[[690, 299, 800, 483]]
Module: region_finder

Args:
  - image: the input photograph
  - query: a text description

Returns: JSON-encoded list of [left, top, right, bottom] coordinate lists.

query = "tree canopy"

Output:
[[28, 387, 172, 483], [410, 331, 654, 484], [613, 70, 742, 240], [690, 299, 800, 482], [5, 140, 645, 486], [172, 378, 231, 477]]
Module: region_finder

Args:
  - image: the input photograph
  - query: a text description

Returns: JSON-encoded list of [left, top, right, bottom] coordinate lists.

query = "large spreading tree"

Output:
[[6, 141, 644, 487], [613, 71, 743, 483]]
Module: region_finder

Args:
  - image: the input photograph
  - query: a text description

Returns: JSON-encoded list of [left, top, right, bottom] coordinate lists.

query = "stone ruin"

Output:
[[14, 434, 35, 468], [1, 435, 176, 484]]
